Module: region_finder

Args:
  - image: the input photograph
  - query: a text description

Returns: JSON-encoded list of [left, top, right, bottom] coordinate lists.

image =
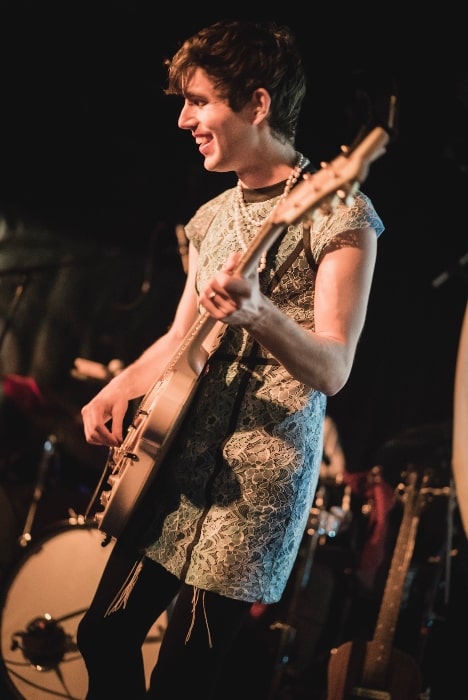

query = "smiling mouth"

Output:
[[198, 140, 212, 156]]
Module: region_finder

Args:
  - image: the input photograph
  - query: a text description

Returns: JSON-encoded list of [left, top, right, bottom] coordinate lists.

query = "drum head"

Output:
[[0, 522, 167, 699]]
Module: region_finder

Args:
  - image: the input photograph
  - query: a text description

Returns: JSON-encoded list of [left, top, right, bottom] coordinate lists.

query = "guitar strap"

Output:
[[266, 163, 318, 294], [265, 222, 317, 296], [302, 219, 317, 272]]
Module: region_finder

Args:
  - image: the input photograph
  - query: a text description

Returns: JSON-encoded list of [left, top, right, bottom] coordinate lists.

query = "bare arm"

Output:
[[81, 243, 200, 446], [199, 226, 378, 395], [82, 225, 377, 446]]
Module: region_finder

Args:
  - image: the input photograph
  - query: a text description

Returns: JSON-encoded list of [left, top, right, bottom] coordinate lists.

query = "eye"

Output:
[[185, 94, 207, 108]]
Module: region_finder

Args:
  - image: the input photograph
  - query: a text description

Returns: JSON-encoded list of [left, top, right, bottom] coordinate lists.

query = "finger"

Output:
[[222, 251, 241, 273]]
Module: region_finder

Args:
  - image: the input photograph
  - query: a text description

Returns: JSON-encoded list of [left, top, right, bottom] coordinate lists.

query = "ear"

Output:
[[250, 87, 271, 125]]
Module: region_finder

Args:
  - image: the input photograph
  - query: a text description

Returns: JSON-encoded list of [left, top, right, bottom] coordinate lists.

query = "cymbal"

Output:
[[374, 420, 452, 476]]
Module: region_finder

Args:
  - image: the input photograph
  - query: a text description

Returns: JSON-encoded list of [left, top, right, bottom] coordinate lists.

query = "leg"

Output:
[[148, 585, 252, 699], [77, 541, 180, 700]]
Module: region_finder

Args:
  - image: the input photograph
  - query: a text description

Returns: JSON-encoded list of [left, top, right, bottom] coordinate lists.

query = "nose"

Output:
[[178, 103, 195, 130]]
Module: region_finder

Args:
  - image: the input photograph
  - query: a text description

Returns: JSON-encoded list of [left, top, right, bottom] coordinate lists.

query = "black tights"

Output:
[[77, 539, 252, 699]]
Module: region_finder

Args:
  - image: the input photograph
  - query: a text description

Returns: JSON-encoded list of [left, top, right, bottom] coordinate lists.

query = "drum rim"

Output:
[[0, 519, 112, 700], [0, 518, 103, 605]]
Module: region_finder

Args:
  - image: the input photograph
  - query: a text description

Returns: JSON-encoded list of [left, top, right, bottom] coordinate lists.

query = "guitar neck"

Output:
[[234, 126, 389, 276], [140, 312, 225, 411], [360, 472, 422, 688]]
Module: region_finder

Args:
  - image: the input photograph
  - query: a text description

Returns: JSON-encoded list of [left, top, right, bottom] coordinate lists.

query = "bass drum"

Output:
[[0, 521, 168, 699]]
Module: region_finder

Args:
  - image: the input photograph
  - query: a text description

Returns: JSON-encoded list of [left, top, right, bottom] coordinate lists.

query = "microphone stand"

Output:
[[0, 255, 101, 354], [17, 435, 57, 548], [432, 250, 468, 288], [0, 274, 30, 352]]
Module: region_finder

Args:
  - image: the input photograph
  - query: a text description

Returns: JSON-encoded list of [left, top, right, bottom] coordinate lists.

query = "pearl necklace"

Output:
[[234, 152, 309, 272]]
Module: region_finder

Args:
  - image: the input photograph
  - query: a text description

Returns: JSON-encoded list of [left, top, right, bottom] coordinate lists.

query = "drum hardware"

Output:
[[18, 434, 57, 548], [267, 484, 352, 699], [11, 613, 79, 684], [0, 523, 169, 699], [411, 474, 456, 646], [307, 484, 353, 544]]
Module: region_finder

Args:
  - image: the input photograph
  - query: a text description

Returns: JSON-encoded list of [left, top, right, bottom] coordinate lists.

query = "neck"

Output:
[[239, 180, 288, 203], [233, 151, 310, 273], [236, 146, 299, 190]]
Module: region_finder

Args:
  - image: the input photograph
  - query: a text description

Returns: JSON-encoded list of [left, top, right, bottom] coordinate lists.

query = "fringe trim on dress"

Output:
[[185, 587, 213, 648], [104, 556, 145, 616]]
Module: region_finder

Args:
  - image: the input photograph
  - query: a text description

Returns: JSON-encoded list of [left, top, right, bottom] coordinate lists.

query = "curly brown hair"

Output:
[[164, 19, 307, 143]]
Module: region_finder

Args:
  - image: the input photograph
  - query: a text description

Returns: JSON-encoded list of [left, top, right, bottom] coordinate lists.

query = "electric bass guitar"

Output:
[[86, 126, 389, 541], [326, 469, 427, 700]]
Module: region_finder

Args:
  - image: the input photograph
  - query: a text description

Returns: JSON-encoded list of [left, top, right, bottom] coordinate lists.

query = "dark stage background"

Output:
[[0, 4, 466, 699]]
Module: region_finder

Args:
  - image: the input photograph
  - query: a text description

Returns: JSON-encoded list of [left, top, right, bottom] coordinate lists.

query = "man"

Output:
[[77, 19, 385, 699]]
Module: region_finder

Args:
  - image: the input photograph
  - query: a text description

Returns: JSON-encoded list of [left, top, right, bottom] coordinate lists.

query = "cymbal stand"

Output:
[[268, 486, 329, 700], [18, 434, 57, 548]]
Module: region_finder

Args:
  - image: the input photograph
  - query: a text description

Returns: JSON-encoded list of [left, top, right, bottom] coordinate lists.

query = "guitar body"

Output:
[[327, 640, 422, 700], [94, 364, 203, 538], [92, 318, 227, 539]]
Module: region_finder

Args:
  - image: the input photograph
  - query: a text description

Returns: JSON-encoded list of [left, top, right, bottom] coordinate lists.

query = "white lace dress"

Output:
[[143, 183, 384, 604]]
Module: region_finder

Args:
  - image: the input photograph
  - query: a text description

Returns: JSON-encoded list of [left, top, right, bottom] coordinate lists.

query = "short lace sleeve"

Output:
[[184, 189, 234, 251], [309, 191, 384, 262], [184, 186, 384, 270]]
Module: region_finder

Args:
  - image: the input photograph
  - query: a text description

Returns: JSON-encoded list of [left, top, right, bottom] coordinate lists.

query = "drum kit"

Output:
[[0, 413, 456, 699], [0, 435, 168, 700]]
